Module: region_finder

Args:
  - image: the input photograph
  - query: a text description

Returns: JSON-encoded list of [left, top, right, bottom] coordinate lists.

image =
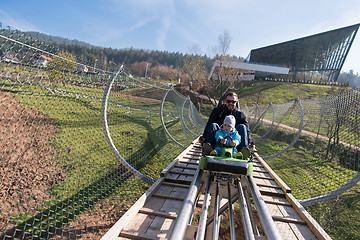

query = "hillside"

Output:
[[195, 80, 352, 117], [235, 80, 351, 106]]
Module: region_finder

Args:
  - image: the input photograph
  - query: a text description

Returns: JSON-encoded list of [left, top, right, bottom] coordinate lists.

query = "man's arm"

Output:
[[235, 111, 251, 143], [202, 107, 221, 139]]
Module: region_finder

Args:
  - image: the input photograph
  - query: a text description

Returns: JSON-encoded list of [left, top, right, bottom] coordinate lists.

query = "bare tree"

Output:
[[218, 30, 232, 57], [211, 30, 240, 96]]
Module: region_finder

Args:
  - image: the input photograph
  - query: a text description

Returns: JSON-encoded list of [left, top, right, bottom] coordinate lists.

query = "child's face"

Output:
[[223, 124, 232, 133]]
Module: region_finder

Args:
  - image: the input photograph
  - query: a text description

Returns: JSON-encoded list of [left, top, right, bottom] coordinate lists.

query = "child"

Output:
[[210, 115, 242, 158]]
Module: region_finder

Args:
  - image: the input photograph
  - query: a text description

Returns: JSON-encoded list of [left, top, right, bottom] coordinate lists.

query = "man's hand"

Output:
[[229, 140, 236, 147]]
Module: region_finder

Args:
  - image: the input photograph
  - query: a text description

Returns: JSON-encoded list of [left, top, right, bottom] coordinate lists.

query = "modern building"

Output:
[[209, 24, 360, 83], [248, 23, 360, 82]]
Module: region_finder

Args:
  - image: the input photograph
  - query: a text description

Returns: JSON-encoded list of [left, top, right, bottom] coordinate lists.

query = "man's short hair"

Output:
[[226, 92, 238, 99]]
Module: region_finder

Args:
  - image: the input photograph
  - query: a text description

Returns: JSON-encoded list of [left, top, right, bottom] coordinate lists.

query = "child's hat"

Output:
[[223, 115, 236, 130]]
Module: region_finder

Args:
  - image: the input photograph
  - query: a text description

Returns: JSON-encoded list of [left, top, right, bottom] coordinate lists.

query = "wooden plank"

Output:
[[181, 167, 197, 175], [143, 196, 166, 212], [252, 163, 264, 168], [259, 189, 285, 198], [121, 213, 155, 234], [170, 171, 195, 176], [262, 194, 289, 205], [152, 193, 185, 201], [277, 204, 306, 222], [285, 193, 332, 240], [288, 223, 319, 240], [160, 141, 198, 177], [186, 152, 201, 156], [258, 185, 284, 195], [182, 157, 200, 162], [257, 181, 285, 197], [253, 170, 272, 178], [273, 216, 306, 225], [120, 179, 191, 238], [164, 177, 192, 185], [253, 169, 269, 173], [139, 207, 177, 219], [164, 172, 180, 181], [252, 164, 265, 169], [261, 191, 327, 240], [173, 164, 198, 170], [170, 166, 196, 176], [171, 184, 191, 196], [177, 173, 195, 184], [101, 177, 165, 240], [120, 230, 162, 240], [160, 199, 184, 214], [144, 216, 174, 239], [273, 221, 298, 240], [256, 183, 282, 190], [189, 149, 201, 153], [264, 199, 292, 207], [255, 181, 281, 189], [254, 152, 292, 193], [252, 175, 274, 181], [162, 182, 190, 189], [179, 160, 199, 165]]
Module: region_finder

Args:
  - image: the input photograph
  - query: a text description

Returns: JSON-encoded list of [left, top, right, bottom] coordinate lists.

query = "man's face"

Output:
[[225, 96, 238, 110]]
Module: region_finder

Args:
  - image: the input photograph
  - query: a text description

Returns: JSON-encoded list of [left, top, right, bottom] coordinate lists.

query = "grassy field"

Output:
[[197, 80, 358, 239], [251, 120, 359, 239], [1, 71, 358, 239], [1, 76, 190, 236]]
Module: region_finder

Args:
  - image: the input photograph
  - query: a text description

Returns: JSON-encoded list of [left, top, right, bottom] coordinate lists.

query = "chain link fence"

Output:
[[245, 90, 360, 239], [0, 25, 203, 239]]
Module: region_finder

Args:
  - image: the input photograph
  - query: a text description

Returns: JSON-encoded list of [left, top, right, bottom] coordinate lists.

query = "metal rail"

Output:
[[236, 178, 255, 240], [101, 66, 155, 185], [248, 175, 282, 239], [169, 169, 203, 240], [170, 170, 281, 239], [160, 85, 186, 149], [101, 141, 332, 240], [196, 175, 212, 240], [263, 98, 304, 160]]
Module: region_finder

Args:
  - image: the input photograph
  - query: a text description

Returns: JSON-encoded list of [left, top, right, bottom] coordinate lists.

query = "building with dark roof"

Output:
[[247, 23, 360, 82]]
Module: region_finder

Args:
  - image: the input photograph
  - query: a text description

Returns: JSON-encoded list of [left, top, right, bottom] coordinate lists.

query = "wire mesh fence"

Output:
[[244, 91, 360, 239], [0, 25, 202, 239], [1, 23, 360, 239]]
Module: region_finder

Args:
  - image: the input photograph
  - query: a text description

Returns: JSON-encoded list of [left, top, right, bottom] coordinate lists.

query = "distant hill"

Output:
[[16, 29, 215, 71], [24, 31, 94, 48], [2, 27, 358, 88]]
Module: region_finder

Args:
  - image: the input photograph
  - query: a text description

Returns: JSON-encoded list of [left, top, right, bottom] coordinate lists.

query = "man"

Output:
[[200, 92, 251, 155]]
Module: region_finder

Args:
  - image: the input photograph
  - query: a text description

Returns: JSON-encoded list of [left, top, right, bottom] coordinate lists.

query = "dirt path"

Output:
[[258, 117, 359, 151]]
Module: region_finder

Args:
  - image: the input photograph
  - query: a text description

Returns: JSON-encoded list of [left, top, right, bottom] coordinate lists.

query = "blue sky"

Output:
[[1, 0, 360, 73]]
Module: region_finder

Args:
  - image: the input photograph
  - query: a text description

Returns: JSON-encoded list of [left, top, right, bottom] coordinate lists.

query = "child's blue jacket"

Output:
[[214, 128, 241, 147]]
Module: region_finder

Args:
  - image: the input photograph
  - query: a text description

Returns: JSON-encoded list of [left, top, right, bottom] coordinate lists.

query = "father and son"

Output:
[[199, 92, 253, 158]]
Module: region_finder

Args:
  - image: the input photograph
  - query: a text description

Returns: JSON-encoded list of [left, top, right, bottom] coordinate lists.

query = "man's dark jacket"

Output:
[[203, 104, 251, 142]]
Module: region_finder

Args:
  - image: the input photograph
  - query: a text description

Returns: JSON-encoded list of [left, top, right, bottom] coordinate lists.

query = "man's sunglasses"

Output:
[[226, 100, 237, 104]]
